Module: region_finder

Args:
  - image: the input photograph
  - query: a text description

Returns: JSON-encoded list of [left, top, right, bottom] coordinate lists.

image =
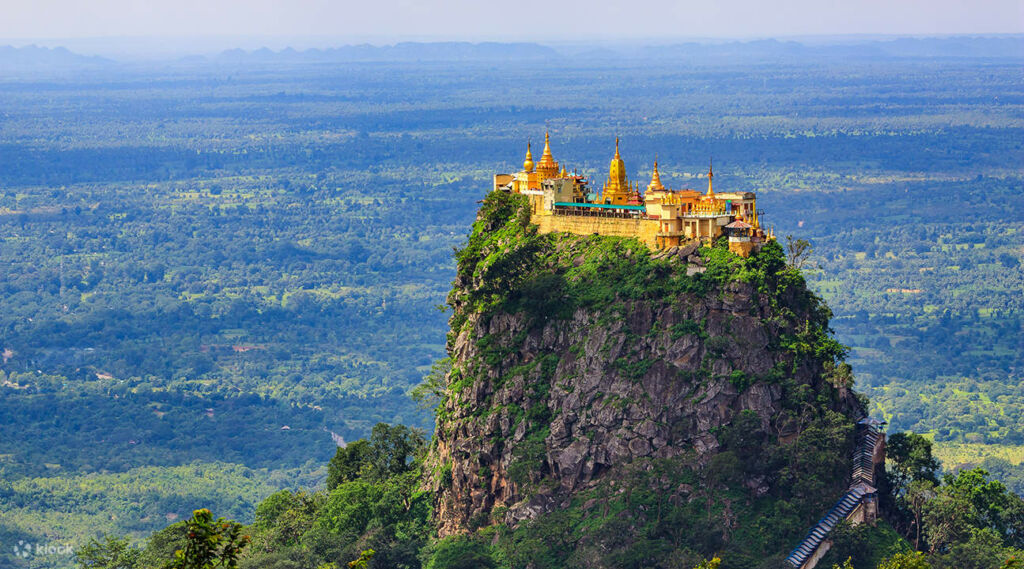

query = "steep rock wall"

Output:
[[425, 191, 862, 538]]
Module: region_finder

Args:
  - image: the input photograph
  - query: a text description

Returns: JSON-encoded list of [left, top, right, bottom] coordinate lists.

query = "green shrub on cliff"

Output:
[[450, 191, 838, 345], [422, 534, 496, 569], [229, 424, 433, 569]]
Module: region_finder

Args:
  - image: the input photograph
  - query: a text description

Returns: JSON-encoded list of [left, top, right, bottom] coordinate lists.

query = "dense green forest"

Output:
[[0, 49, 1021, 567]]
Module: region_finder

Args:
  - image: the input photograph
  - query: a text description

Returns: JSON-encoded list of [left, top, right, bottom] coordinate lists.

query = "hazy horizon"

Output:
[[4, 32, 1023, 61], [2, 0, 1021, 59]]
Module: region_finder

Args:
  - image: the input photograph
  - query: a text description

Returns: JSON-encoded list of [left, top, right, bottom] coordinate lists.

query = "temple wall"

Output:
[[729, 239, 755, 258], [533, 213, 660, 249]]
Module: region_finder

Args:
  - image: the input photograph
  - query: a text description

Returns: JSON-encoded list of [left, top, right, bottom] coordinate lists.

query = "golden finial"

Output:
[[605, 136, 628, 197], [707, 157, 714, 196], [541, 133, 550, 161], [648, 155, 664, 192], [538, 130, 558, 173], [523, 141, 534, 172]]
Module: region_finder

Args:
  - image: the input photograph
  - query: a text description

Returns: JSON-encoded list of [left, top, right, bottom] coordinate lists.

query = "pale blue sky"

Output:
[[2, 0, 1021, 42]]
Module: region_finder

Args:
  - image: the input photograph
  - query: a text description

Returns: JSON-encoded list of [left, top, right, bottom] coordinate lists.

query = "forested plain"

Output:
[[0, 48, 1021, 567]]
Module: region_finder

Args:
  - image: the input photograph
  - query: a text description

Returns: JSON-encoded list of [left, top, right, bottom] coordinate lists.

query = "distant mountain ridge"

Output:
[[1, 35, 1021, 69], [214, 41, 560, 63], [210, 36, 1024, 64], [0, 44, 110, 68], [626, 36, 1024, 61]]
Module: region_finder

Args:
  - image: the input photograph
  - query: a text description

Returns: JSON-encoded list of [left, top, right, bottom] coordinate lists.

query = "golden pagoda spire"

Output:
[[523, 141, 534, 172], [706, 157, 714, 197], [602, 137, 630, 204], [647, 155, 665, 192], [536, 131, 560, 178]]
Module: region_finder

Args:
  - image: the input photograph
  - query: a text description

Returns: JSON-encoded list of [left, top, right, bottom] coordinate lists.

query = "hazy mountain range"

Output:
[[1, 35, 1021, 70]]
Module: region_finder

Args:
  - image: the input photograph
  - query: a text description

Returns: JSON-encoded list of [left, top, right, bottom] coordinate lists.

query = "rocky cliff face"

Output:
[[425, 191, 863, 539]]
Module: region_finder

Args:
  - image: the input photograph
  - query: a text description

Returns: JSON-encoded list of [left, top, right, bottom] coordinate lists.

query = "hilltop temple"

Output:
[[493, 133, 774, 257]]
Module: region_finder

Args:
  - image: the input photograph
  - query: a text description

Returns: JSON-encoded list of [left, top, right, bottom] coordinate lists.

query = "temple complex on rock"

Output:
[[494, 133, 774, 257]]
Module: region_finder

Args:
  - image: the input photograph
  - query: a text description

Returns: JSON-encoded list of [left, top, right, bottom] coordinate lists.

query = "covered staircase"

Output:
[[784, 418, 886, 569]]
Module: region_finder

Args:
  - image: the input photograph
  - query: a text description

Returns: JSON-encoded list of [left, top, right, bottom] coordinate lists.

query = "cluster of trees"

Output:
[[74, 509, 251, 569], [883, 433, 1023, 567], [819, 432, 1024, 569], [0, 461, 297, 566], [69, 423, 431, 569]]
